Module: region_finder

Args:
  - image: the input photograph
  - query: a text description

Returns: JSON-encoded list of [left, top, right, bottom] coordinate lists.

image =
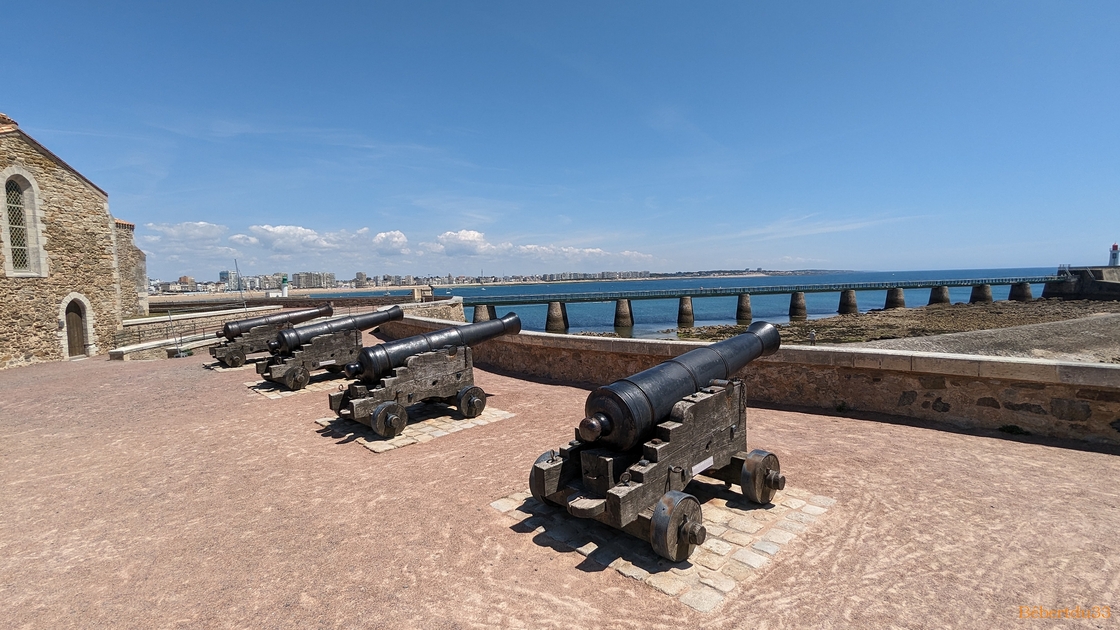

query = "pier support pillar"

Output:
[[928, 286, 950, 305], [471, 305, 497, 323], [736, 294, 752, 324], [838, 290, 858, 315], [677, 297, 694, 328], [614, 299, 634, 328], [970, 284, 993, 303], [545, 301, 569, 333], [789, 292, 807, 321], [885, 288, 906, 309], [1008, 282, 1033, 302]]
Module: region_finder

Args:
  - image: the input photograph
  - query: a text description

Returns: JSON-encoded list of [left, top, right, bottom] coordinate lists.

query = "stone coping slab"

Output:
[[491, 478, 834, 613], [122, 305, 280, 327], [314, 404, 515, 453]]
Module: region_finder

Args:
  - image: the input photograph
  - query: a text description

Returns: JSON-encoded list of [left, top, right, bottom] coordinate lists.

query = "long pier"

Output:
[[465, 274, 1066, 332]]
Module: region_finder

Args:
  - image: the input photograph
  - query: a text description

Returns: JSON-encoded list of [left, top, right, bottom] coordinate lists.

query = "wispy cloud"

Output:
[[144, 220, 227, 241], [728, 214, 917, 242], [422, 229, 652, 262], [139, 221, 237, 265], [409, 195, 523, 224]]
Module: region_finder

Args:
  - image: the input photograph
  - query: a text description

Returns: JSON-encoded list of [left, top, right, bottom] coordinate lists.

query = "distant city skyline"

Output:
[[6, 2, 1119, 280]]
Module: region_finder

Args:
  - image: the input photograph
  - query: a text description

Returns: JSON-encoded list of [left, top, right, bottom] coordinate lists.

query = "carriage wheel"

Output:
[[650, 491, 705, 562], [456, 385, 487, 418], [741, 449, 785, 505], [372, 401, 408, 438]]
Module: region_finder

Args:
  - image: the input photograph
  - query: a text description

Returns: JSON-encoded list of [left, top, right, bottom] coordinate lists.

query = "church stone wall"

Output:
[[0, 126, 126, 369]]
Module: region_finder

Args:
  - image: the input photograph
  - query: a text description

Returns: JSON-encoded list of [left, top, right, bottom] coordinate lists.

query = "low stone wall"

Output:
[[147, 295, 440, 312], [379, 316, 1120, 445], [115, 306, 282, 348]]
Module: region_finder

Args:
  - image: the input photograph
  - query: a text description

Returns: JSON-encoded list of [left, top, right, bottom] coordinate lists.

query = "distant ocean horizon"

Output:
[[316, 267, 1057, 338]]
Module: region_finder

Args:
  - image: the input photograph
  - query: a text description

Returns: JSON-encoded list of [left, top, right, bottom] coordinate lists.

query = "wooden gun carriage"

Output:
[[257, 306, 403, 390], [328, 313, 521, 437], [209, 304, 333, 368], [529, 322, 786, 562]]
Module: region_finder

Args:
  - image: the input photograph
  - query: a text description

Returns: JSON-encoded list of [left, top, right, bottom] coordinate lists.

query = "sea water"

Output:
[[320, 267, 1056, 338]]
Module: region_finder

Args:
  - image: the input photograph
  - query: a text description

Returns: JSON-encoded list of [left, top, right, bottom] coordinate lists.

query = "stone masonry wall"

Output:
[[379, 316, 1120, 445], [112, 300, 460, 350], [113, 221, 148, 319], [0, 131, 123, 368], [115, 306, 283, 348]]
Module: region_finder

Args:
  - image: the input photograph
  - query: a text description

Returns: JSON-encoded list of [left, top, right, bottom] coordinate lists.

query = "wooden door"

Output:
[[65, 301, 85, 357]]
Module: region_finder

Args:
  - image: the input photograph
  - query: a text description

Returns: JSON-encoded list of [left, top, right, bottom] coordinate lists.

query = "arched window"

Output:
[[1, 171, 47, 277], [5, 180, 29, 271]]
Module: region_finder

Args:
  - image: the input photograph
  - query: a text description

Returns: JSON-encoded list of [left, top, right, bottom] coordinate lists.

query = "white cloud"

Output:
[[247, 224, 367, 252], [144, 221, 227, 240], [229, 234, 259, 246], [372, 230, 410, 255], [138, 221, 238, 267], [436, 230, 494, 255]]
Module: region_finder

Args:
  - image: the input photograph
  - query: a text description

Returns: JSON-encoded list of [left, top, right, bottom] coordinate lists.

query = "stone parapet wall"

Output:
[[379, 316, 1120, 445], [147, 295, 438, 312], [398, 296, 466, 323], [111, 301, 461, 353], [115, 306, 282, 348]]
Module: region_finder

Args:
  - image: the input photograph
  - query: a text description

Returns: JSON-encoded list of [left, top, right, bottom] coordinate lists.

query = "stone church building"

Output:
[[0, 113, 147, 369]]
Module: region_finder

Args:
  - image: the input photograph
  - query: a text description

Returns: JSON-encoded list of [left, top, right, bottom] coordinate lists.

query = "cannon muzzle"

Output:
[[217, 304, 334, 340], [344, 313, 521, 383], [577, 321, 780, 450], [271, 306, 404, 353]]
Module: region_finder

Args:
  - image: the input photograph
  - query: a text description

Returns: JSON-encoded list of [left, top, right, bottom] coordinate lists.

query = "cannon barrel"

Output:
[[344, 313, 521, 383], [217, 304, 334, 340], [271, 306, 404, 353], [577, 321, 780, 451]]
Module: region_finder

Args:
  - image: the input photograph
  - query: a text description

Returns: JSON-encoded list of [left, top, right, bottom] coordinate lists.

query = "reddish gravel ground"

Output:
[[2, 349, 1119, 629]]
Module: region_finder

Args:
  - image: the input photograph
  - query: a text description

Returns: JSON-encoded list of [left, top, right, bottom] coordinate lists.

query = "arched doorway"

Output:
[[65, 301, 86, 357]]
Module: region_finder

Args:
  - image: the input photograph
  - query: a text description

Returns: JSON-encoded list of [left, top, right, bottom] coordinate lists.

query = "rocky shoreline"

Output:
[[676, 299, 1120, 362]]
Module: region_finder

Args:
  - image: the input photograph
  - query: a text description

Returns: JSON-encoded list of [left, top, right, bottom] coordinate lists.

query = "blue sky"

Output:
[[5, 1, 1119, 281]]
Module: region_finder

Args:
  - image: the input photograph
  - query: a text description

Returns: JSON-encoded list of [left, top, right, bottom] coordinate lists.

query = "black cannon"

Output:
[[328, 313, 521, 437], [257, 307, 404, 390], [529, 321, 785, 562], [209, 304, 333, 367]]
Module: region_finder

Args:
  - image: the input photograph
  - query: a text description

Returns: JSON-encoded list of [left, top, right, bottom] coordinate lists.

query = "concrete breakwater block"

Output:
[[491, 479, 835, 613], [315, 404, 515, 453]]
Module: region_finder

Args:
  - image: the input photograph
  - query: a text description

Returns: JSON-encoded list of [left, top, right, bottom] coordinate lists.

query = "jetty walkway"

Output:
[[466, 274, 1065, 331]]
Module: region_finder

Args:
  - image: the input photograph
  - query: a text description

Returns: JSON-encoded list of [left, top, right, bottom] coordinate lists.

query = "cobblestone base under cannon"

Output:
[[492, 480, 835, 613], [314, 403, 514, 453]]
